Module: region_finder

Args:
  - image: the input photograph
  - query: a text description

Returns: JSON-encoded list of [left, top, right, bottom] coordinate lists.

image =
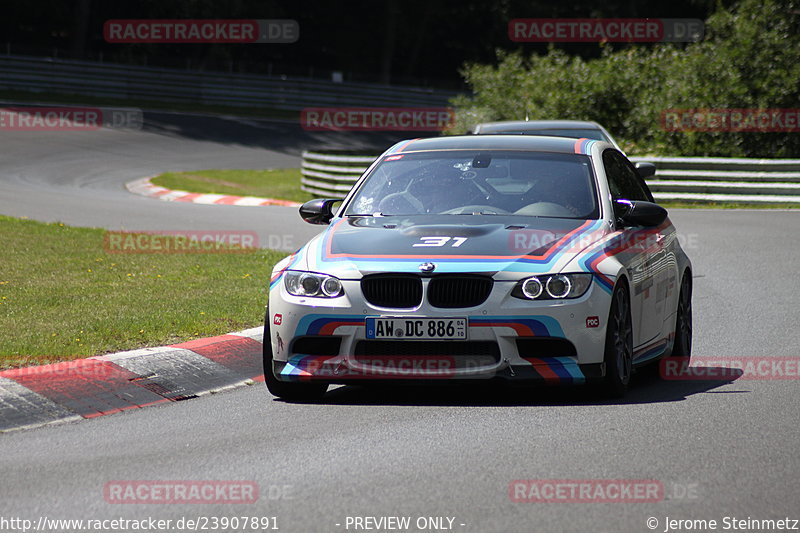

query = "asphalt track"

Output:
[[1, 110, 798, 532]]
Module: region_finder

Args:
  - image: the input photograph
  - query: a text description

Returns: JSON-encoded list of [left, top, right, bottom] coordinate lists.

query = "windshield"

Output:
[[344, 150, 599, 219]]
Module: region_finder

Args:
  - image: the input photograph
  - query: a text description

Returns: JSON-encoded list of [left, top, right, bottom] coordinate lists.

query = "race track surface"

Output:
[[1, 111, 798, 532]]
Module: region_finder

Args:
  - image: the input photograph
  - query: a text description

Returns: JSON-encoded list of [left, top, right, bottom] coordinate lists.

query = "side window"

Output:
[[603, 150, 650, 202]]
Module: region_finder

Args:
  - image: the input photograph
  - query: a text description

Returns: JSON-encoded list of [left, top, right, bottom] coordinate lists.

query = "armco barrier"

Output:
[[629, 156, 800, 202], [300, 151, 377, 197], [301, 151, 800, 203], [0, 55, 457, 111]]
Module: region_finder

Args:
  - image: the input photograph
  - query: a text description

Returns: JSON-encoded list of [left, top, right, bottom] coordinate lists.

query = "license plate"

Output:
[[365, 317, 467, 340]]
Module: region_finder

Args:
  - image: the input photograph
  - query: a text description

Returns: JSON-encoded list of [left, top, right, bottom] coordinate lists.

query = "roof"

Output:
[[474, 120, 604, 133], [388, 134, 601, 156]]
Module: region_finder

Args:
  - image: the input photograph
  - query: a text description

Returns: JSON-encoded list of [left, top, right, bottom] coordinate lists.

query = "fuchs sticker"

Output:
[[586, 316, 600, 328], [273, 314, 283, 325]]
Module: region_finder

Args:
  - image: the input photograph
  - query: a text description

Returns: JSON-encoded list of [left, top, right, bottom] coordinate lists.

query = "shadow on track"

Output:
[[270, 364, 745, 407]]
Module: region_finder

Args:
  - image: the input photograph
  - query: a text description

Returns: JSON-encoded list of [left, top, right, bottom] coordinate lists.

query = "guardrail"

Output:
[[629, 157, 800, 203], [301, 151, 378, 197], [0, 54, 457, 111], [302, 151, 800, 203]]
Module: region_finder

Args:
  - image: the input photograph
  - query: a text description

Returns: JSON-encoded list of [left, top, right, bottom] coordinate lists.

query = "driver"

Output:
[[406, 165, 486, 213], [519, 172, 592, 217]]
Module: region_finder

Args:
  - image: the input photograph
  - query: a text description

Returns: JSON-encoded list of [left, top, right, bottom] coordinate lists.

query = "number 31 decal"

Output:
[[412, 236, 468, 247]]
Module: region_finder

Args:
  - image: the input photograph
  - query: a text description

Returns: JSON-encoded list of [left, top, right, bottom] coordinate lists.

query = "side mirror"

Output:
[[299, 198, 341, 225], [635, 162, 657, 179], [615, 199, 668, 227]]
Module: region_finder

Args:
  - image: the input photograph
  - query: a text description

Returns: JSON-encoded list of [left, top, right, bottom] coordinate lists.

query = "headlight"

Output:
[[521, 277, 543, 299], [512, 273, 592, 300], [285, 271, 343, 298]]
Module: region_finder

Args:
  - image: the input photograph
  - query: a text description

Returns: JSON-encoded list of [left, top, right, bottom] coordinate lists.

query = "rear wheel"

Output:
[[601, 283, 633, 398], [672, 273, 692, 359], [262, 309, 328, 402]]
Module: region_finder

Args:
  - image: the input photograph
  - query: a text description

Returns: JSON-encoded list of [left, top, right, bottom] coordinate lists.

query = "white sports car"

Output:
[[264, 135, 692, 400]]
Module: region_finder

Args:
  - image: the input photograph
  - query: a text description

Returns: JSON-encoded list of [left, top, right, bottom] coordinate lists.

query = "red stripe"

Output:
[[259, 199, 299, 206], [471, 322, 535, 336], [83, 399, 170, 418], [214, 196, 240, 205], [186, 336, 263, 378], [394, 139, 419, 153], [6, 360, 167, 418], [170, 334, 243, 350], [525, 359, 561, 382], [173, 193, 203, 203], [319, 321, 365, 335]]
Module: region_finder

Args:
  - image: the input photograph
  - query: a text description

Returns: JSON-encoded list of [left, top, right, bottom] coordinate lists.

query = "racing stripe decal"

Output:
[[269, 249, 304, 289], [521, 357, 585, 384], [391, 139, 420, 153], [470, 316, 564, 337], [318, 219, 605, 271], [295, 315, 368, 336], [573, 138, 595, 154], [577, 220, 675, 294], [280, 354, 337, 377]]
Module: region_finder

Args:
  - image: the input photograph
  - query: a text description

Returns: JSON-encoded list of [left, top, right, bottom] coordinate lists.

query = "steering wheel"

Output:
[[377, 191, 425, 214]]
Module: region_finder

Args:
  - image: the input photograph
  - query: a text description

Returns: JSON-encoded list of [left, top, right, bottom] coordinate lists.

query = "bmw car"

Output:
[[264, 135, 692, 401]]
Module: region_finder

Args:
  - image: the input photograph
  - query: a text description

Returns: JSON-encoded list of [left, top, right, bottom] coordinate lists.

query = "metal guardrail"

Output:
[[302, 151, 800, 203], [300, 152, 377, 197], [628, 156, 800, 202], [0, 55, 457, 111]]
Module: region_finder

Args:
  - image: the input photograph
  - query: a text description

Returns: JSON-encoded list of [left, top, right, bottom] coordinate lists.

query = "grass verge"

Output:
[[151, 169, 312, 204], [0, 215, 286, 369]]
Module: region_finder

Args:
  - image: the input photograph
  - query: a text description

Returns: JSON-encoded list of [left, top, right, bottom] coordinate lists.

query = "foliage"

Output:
[[450, 0, 800, 157]]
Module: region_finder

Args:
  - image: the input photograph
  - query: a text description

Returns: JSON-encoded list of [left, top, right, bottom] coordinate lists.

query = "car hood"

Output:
[[292, 215, 609, 280]]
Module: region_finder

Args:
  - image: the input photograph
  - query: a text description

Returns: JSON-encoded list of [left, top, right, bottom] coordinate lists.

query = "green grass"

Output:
[[0, 215, 287, 369], [0, 89, 299, 121], [152, 169, 313, 204]]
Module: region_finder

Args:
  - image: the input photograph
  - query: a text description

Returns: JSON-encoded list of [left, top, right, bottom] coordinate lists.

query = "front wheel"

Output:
[[600, 283, 633, 398], [262, 309, 327, 402]]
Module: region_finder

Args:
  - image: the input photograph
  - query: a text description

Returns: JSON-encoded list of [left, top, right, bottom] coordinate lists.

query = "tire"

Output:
[[672, 273, 692, 359], [262, 308, 328, 402], [600, 283, 633, 398]]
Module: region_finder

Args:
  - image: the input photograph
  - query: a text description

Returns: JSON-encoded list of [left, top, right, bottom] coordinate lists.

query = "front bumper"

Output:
[[268, 276, 613, 384]]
